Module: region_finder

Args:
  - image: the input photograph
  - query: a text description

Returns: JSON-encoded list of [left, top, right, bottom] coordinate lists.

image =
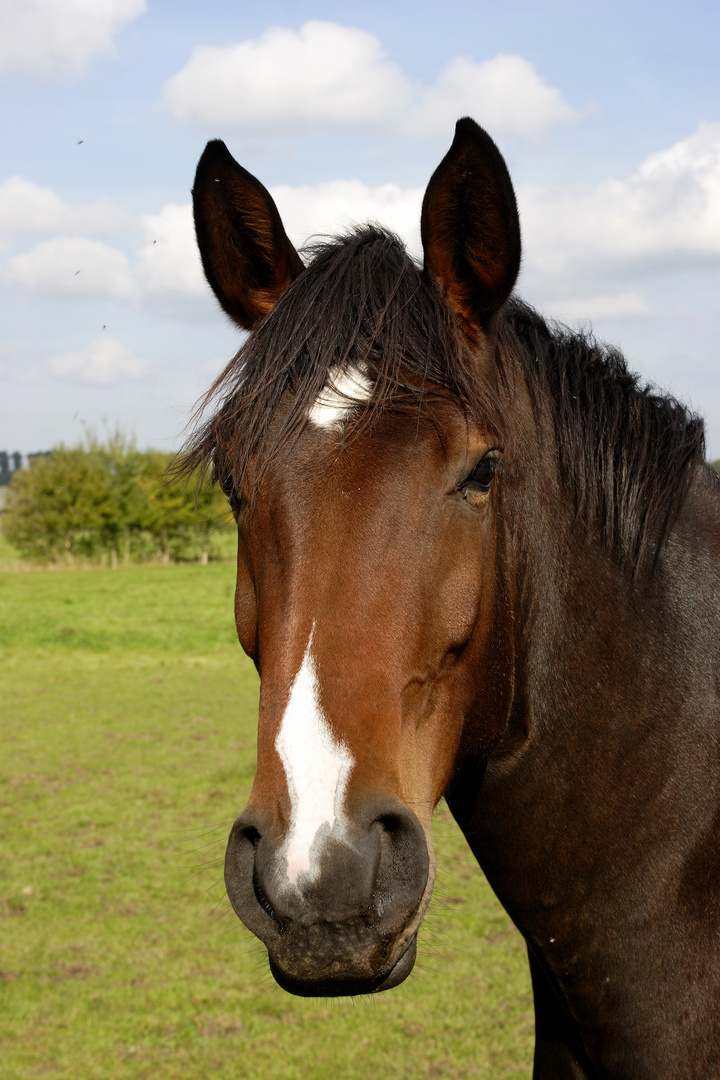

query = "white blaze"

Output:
[[275, 629, 354, 886], [307, 364, 372, 429]]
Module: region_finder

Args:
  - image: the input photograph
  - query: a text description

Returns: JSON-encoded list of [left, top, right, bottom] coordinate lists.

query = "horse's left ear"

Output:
[[193, 140, 304, 330], [421, 118, 521, 340]]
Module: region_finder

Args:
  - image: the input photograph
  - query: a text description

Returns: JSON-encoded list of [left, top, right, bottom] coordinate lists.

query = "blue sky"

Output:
[[1, 0, 718, 455]]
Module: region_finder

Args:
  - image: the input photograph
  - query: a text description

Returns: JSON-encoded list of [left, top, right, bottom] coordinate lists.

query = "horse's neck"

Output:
[[456, 464, 720, 967], [449, 470, 720, 1054], [497, 462, 720, 814]]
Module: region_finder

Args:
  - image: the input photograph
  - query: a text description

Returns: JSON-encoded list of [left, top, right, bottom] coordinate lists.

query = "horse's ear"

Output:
[[421, 118, 521, 340], [193, 140, 304, 330]]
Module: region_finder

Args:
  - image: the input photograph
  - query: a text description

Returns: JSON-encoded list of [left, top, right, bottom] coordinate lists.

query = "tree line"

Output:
[[1, 434, 230, 566]]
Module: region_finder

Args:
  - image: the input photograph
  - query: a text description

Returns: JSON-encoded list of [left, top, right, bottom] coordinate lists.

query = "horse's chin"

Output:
[[268, 936, 417, 998]]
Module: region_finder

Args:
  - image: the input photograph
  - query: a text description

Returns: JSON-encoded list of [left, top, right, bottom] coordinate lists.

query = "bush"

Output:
[[1, 434, 230, 566]]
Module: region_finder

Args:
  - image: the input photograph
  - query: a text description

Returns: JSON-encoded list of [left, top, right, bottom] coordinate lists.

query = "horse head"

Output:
[[191, 119, 521, 996]]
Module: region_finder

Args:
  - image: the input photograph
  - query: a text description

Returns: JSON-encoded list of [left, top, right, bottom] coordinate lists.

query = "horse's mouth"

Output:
[[268, 935, 418, 998]]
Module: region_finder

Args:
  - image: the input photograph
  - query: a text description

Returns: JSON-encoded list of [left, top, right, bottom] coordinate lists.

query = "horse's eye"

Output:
[[219, 475, 240, 509], [462, 455, 498, 494]]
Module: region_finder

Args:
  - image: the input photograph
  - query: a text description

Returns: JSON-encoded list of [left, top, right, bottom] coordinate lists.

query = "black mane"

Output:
[[499, 299, 705, 572], [184, 226, 705, 573]]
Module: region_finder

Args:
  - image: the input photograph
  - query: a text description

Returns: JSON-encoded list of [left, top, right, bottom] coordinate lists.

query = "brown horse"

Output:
[[187, 119, 720, 1078]]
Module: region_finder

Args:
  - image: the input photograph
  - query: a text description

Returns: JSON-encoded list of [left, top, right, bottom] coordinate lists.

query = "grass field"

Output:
[[0, 529, 23, 570], [0, 563, 533, 1079]]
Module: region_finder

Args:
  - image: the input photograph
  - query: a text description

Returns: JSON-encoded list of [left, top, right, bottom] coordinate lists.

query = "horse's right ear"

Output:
[[193, 140, 304, 330], [421, 118, 521, 342]]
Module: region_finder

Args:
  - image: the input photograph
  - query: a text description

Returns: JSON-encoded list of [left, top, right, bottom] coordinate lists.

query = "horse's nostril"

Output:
[[252, 867, 279, 923], [242, 824, 261, 846], [369, 802, 429, 924], [225, 814, 283, 935], [377, 813, 402, 834]]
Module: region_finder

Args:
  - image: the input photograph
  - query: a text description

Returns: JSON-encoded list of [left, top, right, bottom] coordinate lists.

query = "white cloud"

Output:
[[137, 203, 206, 294], [4, 236, 137, 299], [519, 123, 720, 297], [0, 177, 131, 247], [164, 22, 408, 133], [272, 181, 424, 255], [47, 336, 148, 384], [0, 0, 146, 78], [164, 21, 576, 137], [411, 54, 577, 136]]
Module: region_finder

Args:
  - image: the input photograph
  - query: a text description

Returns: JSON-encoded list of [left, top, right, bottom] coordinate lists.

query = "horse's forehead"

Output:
[[243, 374, 491, 521]]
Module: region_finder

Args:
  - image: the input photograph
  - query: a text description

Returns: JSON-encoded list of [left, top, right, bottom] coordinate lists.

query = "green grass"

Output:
[[0, 528, 22, 569], [0, 563, 239, 653], [0, 564, 533, 1079]]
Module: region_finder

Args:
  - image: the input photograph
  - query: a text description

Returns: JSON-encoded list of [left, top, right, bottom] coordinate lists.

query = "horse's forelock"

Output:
[[181, 226, 501, 493]]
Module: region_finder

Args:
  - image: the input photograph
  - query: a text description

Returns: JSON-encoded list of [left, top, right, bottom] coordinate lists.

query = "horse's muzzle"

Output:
[[224, 799, 430, 996]]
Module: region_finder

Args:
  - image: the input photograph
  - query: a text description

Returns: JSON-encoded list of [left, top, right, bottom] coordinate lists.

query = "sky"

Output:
[[0, 0, 718, 456]]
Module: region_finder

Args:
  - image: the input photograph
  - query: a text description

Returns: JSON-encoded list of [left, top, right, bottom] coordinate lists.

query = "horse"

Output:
[[186, 118, 720, 1078]]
